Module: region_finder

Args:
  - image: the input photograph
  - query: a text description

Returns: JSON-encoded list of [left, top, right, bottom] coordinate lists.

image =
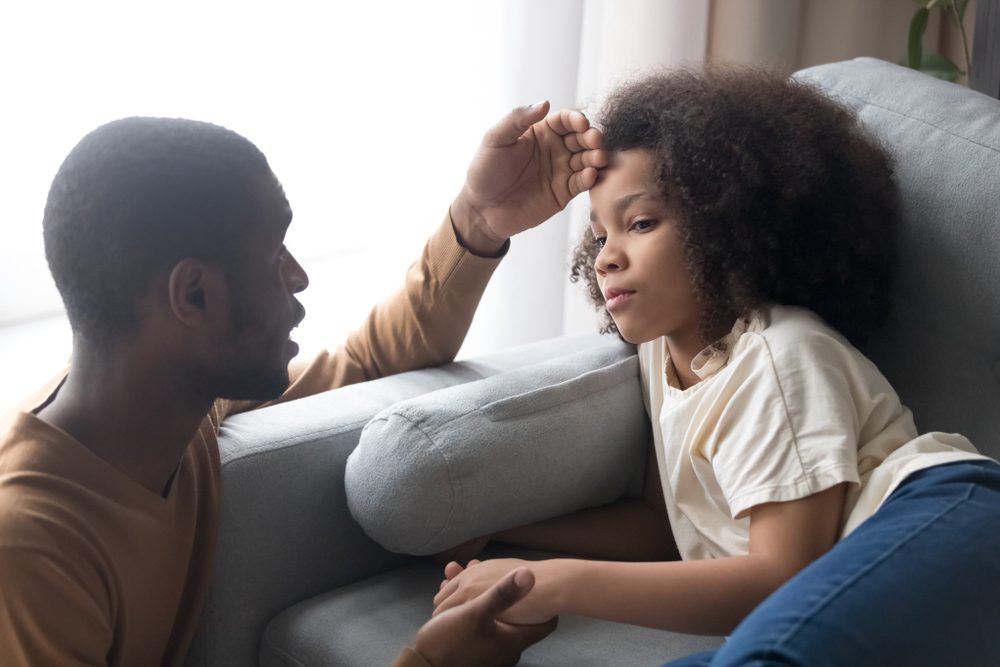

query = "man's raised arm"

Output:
[[270, 103, 606, 403]]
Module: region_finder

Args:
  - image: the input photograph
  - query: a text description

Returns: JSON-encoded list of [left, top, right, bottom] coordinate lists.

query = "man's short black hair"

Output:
[[43, 117, 273, 344]]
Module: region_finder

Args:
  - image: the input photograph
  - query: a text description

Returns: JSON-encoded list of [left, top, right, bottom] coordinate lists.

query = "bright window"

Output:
[[0, 0, 547, 409]]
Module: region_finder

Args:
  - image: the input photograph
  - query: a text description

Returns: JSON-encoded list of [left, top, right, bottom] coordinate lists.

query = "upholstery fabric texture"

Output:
[[345, 341, 647, 555]]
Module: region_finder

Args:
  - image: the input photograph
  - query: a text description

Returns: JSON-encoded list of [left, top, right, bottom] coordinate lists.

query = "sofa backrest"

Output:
[[795, 58, 1000, 461]]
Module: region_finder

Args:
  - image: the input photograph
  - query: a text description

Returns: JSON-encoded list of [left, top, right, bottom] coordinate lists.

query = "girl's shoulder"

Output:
[[737, 305, 889, 388], [748, 305, 852, 356]]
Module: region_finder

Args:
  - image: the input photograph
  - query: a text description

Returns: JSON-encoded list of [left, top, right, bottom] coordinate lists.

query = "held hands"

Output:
[[452, 102, 608, 255], [433, 558, 556, 626], [414, 567, 558, 667]]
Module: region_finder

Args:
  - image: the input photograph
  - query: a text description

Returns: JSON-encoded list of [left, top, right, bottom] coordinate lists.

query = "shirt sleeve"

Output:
[[225, 213, 503, 417], [0, 546, 112, 666], [708, 330, 862, 519]]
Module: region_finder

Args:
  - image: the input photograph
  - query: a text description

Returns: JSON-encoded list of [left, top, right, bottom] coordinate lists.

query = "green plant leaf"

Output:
[[919, 53, 962, 81], [908, 7, 930, 69]]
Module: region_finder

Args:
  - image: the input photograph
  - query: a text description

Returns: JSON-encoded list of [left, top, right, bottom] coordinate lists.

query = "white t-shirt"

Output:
[[639, 305, 989, 561]]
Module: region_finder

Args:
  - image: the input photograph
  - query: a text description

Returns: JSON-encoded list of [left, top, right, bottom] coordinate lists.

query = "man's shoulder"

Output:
[[0, 414, 104, 551]]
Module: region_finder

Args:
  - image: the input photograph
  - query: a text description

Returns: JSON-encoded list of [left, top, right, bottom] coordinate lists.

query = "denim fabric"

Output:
[[663, 460, 1000, 667]]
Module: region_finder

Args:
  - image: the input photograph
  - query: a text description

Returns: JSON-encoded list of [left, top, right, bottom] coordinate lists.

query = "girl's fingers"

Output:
[[433, 577, 460, 608]]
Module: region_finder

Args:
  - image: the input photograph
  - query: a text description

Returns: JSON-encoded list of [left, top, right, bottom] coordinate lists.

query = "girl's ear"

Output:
[[166, 259, 229, 329]]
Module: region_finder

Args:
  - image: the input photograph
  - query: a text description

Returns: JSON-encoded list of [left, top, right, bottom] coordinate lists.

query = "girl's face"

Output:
[[588, 149, 702, 346]]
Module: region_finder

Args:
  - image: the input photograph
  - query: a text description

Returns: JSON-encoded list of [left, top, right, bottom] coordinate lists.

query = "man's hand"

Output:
[[432, 558, 554, 626], [451, 102, 607, 255], [413, 567, 558, 667]]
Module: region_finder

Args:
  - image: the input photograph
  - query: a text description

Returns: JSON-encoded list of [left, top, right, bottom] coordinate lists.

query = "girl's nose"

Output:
[[595, 240, 624, 274]]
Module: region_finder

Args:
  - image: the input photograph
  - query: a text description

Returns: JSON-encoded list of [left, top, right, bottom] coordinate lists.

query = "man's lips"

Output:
[[604, 288, 635, 312]]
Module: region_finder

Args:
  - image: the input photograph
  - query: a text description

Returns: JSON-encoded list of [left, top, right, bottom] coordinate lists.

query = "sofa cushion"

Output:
[[345, 340, 650, 555], [794, 58, 1000, 461]]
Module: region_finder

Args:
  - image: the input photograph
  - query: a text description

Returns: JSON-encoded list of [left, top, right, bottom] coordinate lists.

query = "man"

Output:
[[0, 103, 605, 665]]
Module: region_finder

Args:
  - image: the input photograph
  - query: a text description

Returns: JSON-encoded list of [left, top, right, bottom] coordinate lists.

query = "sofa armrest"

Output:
[[185, 333, 624, 667], [347, 345, 649, 556]]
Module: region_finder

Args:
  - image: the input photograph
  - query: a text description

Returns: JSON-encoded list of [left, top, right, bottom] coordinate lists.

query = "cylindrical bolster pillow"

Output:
[[345, 342, 650, 555]]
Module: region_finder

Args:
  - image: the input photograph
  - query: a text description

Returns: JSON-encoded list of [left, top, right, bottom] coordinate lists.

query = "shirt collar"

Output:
[[664, 310, 769, 387]]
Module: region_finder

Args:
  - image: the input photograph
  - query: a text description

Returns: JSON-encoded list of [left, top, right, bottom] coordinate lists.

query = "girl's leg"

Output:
[[667, 460, 1000, 667]]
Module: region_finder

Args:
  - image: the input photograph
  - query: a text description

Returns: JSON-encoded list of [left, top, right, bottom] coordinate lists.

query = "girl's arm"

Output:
[[490, 440, 679, 562], [435, 483, 846, 636]]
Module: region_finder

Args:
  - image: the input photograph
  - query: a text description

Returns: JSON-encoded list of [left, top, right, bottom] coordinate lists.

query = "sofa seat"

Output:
[[260, 549, 724, 667]]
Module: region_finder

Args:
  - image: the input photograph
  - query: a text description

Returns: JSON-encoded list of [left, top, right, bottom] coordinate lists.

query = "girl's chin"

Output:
[[612, 322, 657, 345]]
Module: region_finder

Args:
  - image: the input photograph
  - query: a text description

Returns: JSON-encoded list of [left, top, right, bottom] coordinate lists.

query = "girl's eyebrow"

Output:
[[589, 192, 651, 223]]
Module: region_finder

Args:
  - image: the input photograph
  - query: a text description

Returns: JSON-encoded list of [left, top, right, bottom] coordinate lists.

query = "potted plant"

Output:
[[906, 0, 973, 82]]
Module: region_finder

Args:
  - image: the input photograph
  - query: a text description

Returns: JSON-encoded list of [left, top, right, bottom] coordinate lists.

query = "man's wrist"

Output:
[[449, 194, 509, 258]]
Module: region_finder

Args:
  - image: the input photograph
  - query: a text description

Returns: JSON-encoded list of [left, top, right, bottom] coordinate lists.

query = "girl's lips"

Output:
[[605, 289, 635, 312]]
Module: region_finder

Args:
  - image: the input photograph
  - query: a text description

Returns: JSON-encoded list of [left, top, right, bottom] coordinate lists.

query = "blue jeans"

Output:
[[664, 460, 1000, 667]]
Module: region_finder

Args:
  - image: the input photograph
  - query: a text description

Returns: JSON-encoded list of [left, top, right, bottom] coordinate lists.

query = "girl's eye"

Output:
[[592, 236, 607, 249], [278, 245, 290, 262], [632, 219, 655, 232]]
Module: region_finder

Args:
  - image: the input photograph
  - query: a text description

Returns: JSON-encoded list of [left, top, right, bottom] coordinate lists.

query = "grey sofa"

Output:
[[184, 58, 1000, 666]]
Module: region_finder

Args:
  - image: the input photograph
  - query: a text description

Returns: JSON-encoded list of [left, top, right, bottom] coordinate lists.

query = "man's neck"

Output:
[[36, 341, 214, 496]]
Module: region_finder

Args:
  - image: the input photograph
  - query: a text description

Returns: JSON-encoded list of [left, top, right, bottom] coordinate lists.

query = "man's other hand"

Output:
[[412, 567, 558, 667]]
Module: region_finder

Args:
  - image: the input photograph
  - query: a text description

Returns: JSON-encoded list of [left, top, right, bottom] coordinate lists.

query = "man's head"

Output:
[[43, 117, 308, 400]]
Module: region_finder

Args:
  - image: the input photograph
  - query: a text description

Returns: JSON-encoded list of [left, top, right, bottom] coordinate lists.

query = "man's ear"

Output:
[[166, 259, 228, 328]]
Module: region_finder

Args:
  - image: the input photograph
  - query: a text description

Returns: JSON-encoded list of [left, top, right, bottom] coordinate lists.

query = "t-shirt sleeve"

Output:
[[709, 331, 862, 519], [224, 214, 503, 417], [0, 546, 112, 666]]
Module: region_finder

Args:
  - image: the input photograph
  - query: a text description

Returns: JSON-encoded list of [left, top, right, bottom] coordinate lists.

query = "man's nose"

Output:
[[286, 252, 309, 293]]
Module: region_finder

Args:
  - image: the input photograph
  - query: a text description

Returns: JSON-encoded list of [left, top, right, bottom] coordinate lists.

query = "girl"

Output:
[[431, 66, 1000, 665]]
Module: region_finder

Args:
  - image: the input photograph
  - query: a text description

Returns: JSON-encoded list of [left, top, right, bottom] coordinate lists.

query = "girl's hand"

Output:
[[433, 558, 556, 625]]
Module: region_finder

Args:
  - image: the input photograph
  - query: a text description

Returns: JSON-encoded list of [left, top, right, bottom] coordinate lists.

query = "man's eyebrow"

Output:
[[589, 192, 650, 223]]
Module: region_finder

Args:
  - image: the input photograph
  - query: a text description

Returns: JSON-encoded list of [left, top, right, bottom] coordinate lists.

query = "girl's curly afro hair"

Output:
[[570, 66, 900, 347]]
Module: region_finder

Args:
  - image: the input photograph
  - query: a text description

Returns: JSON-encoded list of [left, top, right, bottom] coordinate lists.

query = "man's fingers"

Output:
[[471, 567, 535, 619], [577, 126, 604, 150], [563, 127, 604, 154], [568, 168, 599, 198], [569, 150, 609, 173], [483, 101, 551, 147], [544, 108, 590, 136]]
